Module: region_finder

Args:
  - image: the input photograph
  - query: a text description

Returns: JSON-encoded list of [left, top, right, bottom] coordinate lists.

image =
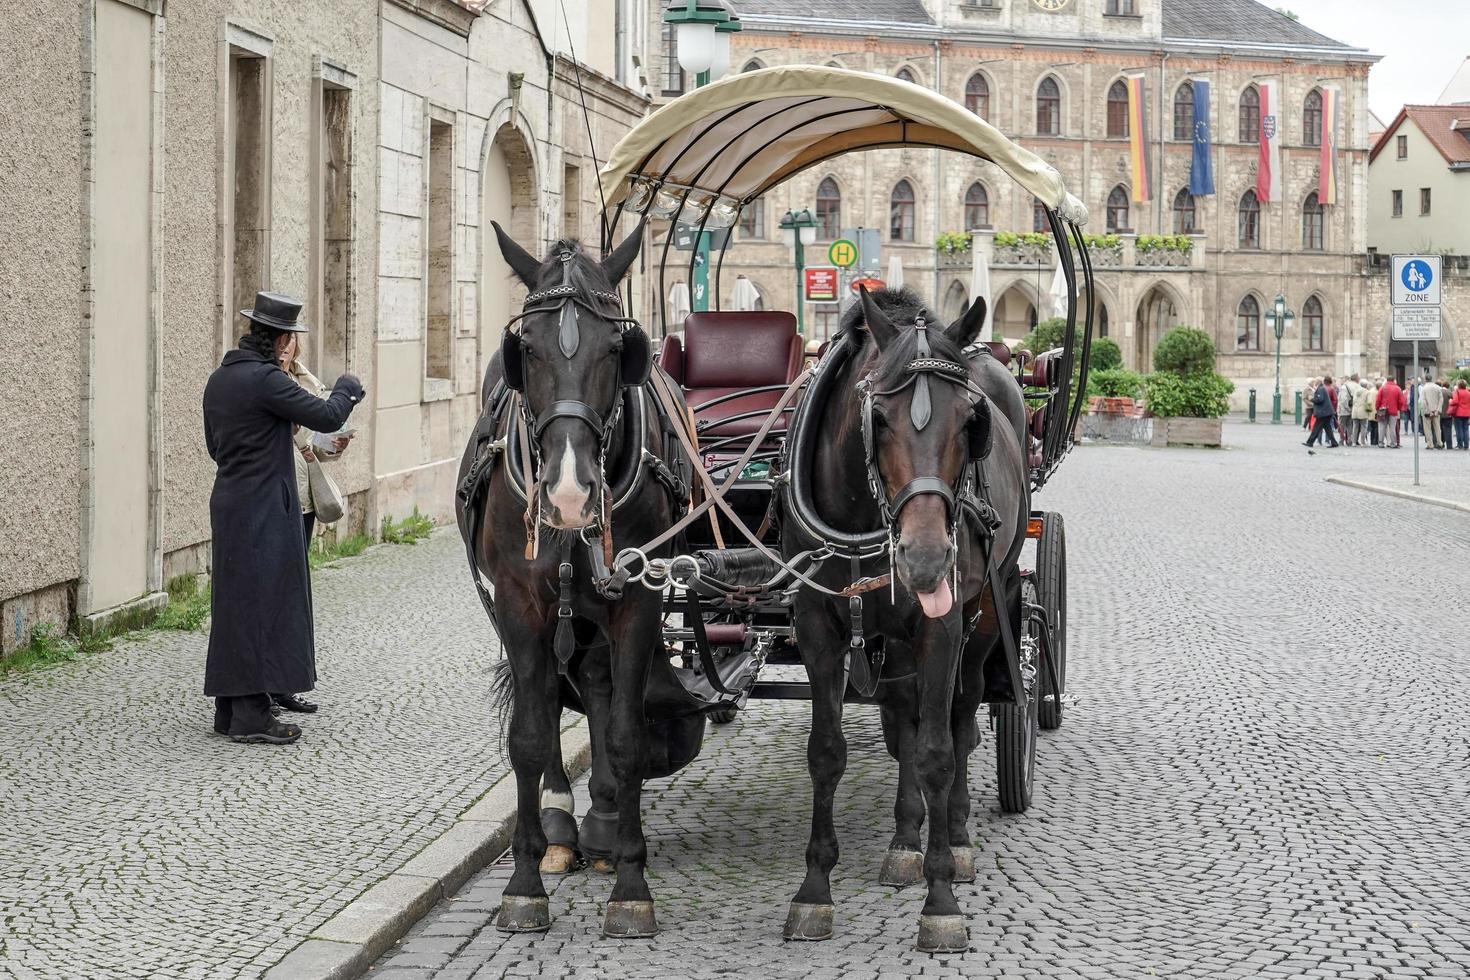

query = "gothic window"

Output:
[[1106, 80, 1129, 138], [737, 197, 764, 239], [1301, 191, 1325, 251], [1303, 89, 1323, 147], [1037, 76, 1061, 136], [815, 177, 841, 239], [1173, 82, 1195, 141], [1239, 84, 1260, 143], [1302, 295, 1324, 351], [889, 180, 915, 241], [965, 73, 990, 118], [896, 67, 917, 85], [1033, 198, 1048, 233], [1236, 295, 1261, 350], [1173, 187, 1196, 234], [964, 182, 989, 229], [1105, 185, 1130, 233], [1238, 189, 1260, 248]]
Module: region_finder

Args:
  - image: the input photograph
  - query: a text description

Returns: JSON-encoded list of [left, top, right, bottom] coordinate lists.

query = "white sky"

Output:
[[1277, 0, 1469, 121]]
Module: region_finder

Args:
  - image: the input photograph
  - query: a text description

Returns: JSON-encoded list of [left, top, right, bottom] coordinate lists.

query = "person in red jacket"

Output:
[[1450, 380, 1470, 450], [1378, 377, 1406, 448]]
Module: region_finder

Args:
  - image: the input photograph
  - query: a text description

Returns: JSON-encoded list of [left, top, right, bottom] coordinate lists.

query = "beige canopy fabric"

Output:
[[599, 65, 1089, 226]]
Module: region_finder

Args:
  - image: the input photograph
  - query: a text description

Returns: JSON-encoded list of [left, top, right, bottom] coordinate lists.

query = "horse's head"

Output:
[[492, 221, 648, 530], [855, 287, 991, 618]]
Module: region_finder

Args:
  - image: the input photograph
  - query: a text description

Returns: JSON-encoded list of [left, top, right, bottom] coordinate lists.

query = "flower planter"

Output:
[[1136, 249, 1191, 268], [1149, 416, 1223, 448]]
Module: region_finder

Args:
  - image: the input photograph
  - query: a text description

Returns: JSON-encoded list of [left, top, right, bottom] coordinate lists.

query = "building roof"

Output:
[[1438, 56, 1470, 105], [1370, 105, 1470, 166], [733, 0, 932, 27], [1161, 0, 1362, 52]]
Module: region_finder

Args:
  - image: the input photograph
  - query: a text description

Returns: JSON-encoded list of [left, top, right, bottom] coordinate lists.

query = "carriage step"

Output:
[[750, 679, 880, 705]]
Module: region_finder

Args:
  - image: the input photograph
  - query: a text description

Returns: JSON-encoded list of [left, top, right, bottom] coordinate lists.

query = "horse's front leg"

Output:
[[784, 598, 847, 941], [913, 612, 968, 953], [877, 688, 926, 888], [539, 712, 579, 875], [947, 622, 995, 886], [600, 594, 660, 938], [495, 601, 559, 933]]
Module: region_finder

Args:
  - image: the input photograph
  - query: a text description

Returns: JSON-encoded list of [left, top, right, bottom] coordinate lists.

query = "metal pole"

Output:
[[1272, 342, 1282, 424], [794, 235, 806, 334], [691, 69, 712, 312], [1413, 340, 1420, 486]]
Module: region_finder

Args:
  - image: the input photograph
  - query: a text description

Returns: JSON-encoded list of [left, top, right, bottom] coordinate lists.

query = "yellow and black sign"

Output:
[[828, 239, 858, 268]]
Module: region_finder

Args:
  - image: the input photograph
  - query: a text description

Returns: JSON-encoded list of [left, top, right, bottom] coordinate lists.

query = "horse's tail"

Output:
[[489, 657, 514, 746]]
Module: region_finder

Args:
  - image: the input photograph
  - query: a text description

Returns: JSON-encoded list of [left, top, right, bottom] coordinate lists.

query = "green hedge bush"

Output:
[[1142, 372, 1234, 418], [1088, 367, 1145, 399], [1152, 326, 1217, 376], [1089, 337, 1123, 372]]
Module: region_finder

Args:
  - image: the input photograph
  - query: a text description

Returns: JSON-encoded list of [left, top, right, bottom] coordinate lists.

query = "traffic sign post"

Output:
[[1391, 255, 1443, 486]]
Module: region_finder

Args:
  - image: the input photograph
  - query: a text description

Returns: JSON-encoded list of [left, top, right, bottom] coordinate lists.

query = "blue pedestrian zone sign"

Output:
[[1391, 254, 1442, 307], [1401, 260, 1433, 294]]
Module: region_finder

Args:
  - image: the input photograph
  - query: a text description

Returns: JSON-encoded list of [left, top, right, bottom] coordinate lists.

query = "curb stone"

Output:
[[1325, 475, 1470, 514], [262, 718, 592, 980]]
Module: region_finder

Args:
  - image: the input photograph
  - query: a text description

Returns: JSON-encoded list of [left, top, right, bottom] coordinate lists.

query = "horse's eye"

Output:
[[871, 410, 889, 431]]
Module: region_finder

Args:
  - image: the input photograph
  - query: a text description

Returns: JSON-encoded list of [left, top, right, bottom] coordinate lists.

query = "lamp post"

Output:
[[779, 208, 817, 334], [1264, 293, 1295, 425], [663, 0, 739, 312]]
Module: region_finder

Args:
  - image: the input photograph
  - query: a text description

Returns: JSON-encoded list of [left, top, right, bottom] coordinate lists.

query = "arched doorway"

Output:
[[942, 280, 969, 323], [1134, 284, 1184, 370], [481, 123, 537, 381], [993, 283, 1038, 343]]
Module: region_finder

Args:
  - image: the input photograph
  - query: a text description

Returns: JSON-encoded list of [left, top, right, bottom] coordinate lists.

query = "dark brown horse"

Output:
[[456, 222, 697, 939], [780, 287, 1028, 952]]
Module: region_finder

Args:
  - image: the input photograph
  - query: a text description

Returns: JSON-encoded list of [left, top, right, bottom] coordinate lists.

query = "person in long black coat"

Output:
[[203, 292, 365, 744]]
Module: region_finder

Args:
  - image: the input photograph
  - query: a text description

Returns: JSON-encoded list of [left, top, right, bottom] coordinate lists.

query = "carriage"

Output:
[[458, 63, 1095, 949]]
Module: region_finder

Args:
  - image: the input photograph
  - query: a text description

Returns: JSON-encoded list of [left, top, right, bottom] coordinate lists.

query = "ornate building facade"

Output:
[[658, 0, 1379, 401]]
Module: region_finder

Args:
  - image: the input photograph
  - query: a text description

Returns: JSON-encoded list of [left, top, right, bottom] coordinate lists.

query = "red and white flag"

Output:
[[1257, 80, 1282, 203]]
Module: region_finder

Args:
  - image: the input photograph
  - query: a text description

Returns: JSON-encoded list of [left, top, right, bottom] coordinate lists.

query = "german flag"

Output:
[[1127, 74, 1152, 203]]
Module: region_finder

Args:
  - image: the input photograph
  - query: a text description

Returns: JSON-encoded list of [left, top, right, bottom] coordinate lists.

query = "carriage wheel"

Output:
[[995, 580, 1039, 814], [1036, 513, 1067, 731], [709, 705, 738, 724]]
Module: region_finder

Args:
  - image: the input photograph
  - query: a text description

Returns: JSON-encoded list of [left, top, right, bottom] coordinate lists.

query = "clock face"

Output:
[[1031, 0, 1073, 10]]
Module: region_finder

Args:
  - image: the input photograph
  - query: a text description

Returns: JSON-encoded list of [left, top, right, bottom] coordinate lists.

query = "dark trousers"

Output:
[[1457, 417, 1470, 449], [270, 511, 316, 703], [1306, 415, 1338, 447], [1441, 415, 1454, 446], [214, 693, 275, 736]]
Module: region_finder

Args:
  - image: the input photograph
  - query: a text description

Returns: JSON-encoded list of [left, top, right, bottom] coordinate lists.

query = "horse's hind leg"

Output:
[[878, 693, 925, 888], [539, 719, 579, 875], [496, 618, 558, 933]]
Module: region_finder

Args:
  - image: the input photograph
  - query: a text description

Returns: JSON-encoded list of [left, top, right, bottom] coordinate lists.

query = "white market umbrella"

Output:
[[1044, 261, 1070, 320], [731, 275, 760, 312], [887, 253, 905, 290], [667, 281, 691, 329], [969, 240, 994, 342]]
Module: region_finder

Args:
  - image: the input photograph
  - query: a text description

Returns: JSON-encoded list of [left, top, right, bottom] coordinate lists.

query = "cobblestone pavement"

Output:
[[0, 531, 506, 980], [375, 422, 1470, 980]]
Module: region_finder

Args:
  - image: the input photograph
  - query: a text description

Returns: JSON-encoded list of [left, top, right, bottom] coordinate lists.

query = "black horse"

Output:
[[456, 222, 699, 939], [780, 287, 1028, 952]]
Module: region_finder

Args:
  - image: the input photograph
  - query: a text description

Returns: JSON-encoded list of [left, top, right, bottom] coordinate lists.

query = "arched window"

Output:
[[1239, 84, 1260, 143], [1302, 295, 1324, 351], [1098, 304, 1110, 339], [741, 59, 766, 73], [1106, 80, 1129, 138], [1303, 88, 1323, 147], [1301, 191, 1325, 251], [1037, 76, 1061, 136], [737, 197, 764, 239], [1032, 198, 1049, 233], [1173, 82, 1195, 141], [1236, 295, 1261, 350], [1238, 189, 1260, 248], [889, 180, 915, 241], [1173, 187, 1196, 234], [1105, 185, 1130, 233], [815, 177, 841, 239], [964, 182, 990, 229], [965, 73, 990, 118], [896, 67, 917, 85]]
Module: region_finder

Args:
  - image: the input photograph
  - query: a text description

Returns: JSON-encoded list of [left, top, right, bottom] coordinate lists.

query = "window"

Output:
[[1303, 89, 1322, 147], [1173, 82, 1195, 141], [1106, 80, 1129, 138], [1391, 189, 1403, 218], [1033, 198, 1048, 233], [815, 177, 841, 239], [964, 73, 990, 118], [1238, 189, 1260, 248], [426, 116, 454, 381], [1421, 188, 1432, 215], [1239, 85, 1260, 143], [562, 163, 581, 240], [1172, 187, 1196, 234], [1237, 295, 1261, 351], [896, 67, 917, 85], [964, 182, 989, 229], [1396, 134, 1408, 159], [1301, 191, 1324, 251], [661, 23, 683, 96], [1037, 76, 1061, 136], [889, 180, 915, 241], [1105, 185, 1130, 233], [312, 77, 353, 382], [1106, 0, 1137, 12], [1098, 304, 1110, 339], [737, 197, 765, 239], [1302, 295, 1324, 351], [227, 47, 270, 355], [742, 59, 765, 73]]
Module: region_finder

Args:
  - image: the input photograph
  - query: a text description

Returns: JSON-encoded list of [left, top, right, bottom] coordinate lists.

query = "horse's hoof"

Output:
[[590, 857, 616, 875], [952, 846, 976, 883], [783, 902, 834, 941], [495, 896, 551, 933], [916, 914, 969, 953], [603, 900, 658, 938], [879, 848, 924, 887], [540, 844, 578, 875]]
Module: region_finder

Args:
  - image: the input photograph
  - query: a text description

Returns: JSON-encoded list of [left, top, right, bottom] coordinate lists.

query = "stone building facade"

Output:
[[665, 0, 1379, 403], [0, 0, 652, 652]]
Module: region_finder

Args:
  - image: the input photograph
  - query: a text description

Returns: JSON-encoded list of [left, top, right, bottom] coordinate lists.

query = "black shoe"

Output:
[[1302, 441, 1312, 447], [231, 721, 303, 745], [213, 701, 232, 736], [273, 693, 319, 714]]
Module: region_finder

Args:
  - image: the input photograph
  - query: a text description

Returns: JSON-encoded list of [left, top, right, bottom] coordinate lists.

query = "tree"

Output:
[[1020, 317, 1068, 355], [1275, 7, 1299, 20], [1089, 337, 1123, 372]]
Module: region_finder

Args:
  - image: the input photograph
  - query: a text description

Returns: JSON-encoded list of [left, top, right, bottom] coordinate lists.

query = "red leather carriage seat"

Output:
[[658, 311, 803, 437]]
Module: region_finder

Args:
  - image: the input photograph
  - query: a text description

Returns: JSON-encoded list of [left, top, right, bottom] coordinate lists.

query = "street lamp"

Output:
[[1263, 292, 1295, 425], [779, 208, 817, 334]]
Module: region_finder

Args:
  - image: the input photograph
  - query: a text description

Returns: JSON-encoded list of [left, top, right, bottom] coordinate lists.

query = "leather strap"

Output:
[[533, 399, 607, 440], [888, 477, 957, 521]]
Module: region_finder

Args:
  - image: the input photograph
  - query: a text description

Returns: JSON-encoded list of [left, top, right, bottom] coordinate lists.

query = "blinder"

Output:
[[502, 323, 649, 394]]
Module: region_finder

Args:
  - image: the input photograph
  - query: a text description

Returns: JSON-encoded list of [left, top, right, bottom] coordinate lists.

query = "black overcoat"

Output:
[[202, 349, 362, 696]]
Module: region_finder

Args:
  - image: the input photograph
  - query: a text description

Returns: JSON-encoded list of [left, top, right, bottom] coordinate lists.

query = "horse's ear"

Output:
[[858, 286, 899, 351], [491, 221, 542, 288], [601, 218, 646, 285], [946, 296, 988, 349]]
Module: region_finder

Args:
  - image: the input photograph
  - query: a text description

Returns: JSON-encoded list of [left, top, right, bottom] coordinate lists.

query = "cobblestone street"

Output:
[[374, 422, 1470, 980]]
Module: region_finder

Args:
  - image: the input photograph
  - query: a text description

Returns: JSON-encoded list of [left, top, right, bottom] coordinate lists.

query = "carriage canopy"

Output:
[[599, 65, 1090, 229]]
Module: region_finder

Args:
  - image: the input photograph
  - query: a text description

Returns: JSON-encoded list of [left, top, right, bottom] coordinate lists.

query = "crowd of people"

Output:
[[1304, 373, 1470, 452]]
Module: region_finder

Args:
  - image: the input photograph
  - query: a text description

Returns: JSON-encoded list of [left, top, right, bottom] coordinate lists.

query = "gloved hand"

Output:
[[333, 373, 366, 404]]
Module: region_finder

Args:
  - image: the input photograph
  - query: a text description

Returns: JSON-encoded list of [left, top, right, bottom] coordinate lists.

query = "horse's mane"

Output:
[[838, 287, 966, 388], [530, 239, 613, 293]]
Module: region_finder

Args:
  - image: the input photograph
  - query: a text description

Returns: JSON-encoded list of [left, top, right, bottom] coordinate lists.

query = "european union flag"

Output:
[[1189, 79, 1215, 197]]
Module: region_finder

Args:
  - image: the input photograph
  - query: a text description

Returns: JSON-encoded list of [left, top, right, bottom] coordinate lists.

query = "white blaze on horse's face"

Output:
[[543, 435, 594, 529]]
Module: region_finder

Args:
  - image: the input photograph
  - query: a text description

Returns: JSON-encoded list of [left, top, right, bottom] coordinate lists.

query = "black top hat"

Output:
[[240, 291, 309, 333]]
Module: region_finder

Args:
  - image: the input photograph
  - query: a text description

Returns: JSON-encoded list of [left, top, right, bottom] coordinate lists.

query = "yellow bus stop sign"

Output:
[[829, 239, 858, 268]]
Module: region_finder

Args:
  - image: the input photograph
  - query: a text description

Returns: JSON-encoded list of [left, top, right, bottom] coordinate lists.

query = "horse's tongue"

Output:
[[916, 578, 953, 618]]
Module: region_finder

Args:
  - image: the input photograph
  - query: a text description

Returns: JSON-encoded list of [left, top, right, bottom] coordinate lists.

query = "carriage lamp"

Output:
[[663, 0, 733, 78], [779, 209, 818, 334], [1264, 293, 1295, 425], [708, 13, 742, 81]]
